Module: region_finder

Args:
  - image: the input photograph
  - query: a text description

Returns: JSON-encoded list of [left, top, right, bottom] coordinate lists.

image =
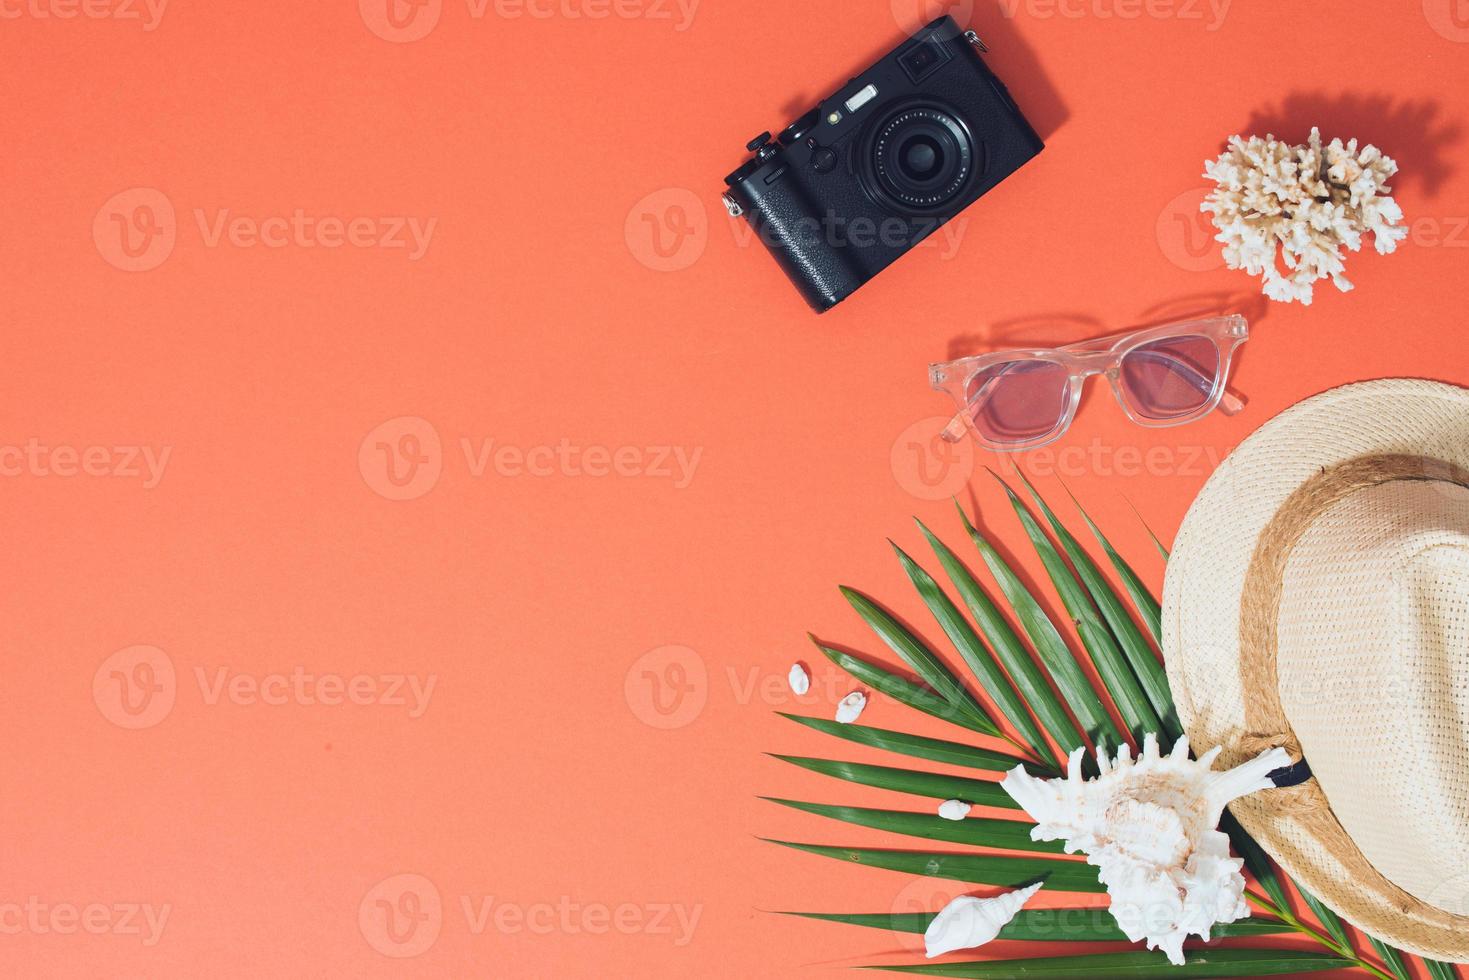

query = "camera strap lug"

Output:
[[964, 29, 988, 52], [721, 193, 744, 217]]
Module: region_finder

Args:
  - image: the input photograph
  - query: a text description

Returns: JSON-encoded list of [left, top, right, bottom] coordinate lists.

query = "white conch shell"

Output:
[[924, 882, 1042, 958], [1000, 734, 1289, 966], [787, 663, 810, 696], [835, 691, 866, 723]]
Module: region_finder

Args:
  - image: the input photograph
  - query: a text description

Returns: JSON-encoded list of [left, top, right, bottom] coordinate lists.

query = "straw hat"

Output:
[[1163, 378, 1469, 962]]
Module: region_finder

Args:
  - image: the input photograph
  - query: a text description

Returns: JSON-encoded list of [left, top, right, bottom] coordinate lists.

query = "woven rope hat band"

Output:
[[1163, 380, 1469, 962]]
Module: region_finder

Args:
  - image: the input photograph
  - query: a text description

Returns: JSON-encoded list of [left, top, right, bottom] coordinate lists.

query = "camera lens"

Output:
[[900, 136, 940, 178], [866, 104, 975, 213]]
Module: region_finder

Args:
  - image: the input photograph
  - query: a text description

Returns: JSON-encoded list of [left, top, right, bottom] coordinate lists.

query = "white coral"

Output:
[[1202, 128, 1406, 304], [1001, 734, 1289, 965]]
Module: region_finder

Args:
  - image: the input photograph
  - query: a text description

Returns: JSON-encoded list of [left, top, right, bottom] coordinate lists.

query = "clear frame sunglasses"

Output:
[[929, 315, 1249, 451]]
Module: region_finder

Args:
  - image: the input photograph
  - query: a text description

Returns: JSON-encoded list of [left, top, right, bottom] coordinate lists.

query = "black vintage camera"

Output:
[[722, 17, 1043, 313]]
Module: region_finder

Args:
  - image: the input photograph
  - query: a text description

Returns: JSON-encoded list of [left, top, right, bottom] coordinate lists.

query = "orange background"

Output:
[[3, 0, 1467, 976]]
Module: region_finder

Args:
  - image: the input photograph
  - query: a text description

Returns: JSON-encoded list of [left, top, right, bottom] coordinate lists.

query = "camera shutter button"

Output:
[[810, 147, 838, 173]]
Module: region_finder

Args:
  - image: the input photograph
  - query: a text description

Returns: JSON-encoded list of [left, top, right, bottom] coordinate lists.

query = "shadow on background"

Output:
[[943, 289, 1269, 361], [1244, 92, 1462, 197], [777, 5, 1067, 142]]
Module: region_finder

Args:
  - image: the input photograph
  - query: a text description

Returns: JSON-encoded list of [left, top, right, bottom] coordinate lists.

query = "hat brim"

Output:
[[1163, 378, 1469, 963]]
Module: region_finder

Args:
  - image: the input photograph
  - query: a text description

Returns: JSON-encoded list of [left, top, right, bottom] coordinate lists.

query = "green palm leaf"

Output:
[[1299, 889, 1352, 952], [767, 754, 1018, 810], [781, 909, 1290, 942], [1364, 935, 1410, 980], [764, 840, 1103, 893], [1068, 487, 1164, 646], [993, 476, 1161, 745], [1425, 960, 1463, 979], [813, 639, 995, 737], [955, 503, 1117, 749], [841, 586, 999, 735], [891, 541, 1054, 765], [761, 798, 1063, 853], [917, 518, 1076, 766], [868, 949, 1352, 977], [1015, 473, 1178, 738], [776, 713, 1028, 772]]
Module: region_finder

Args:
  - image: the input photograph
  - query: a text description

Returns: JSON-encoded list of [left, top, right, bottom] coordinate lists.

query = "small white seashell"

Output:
[[787, 663, 810, 696], [1000, 734, 1290, 966], [924, 882, 1042, 958], [937, 800, 971, 821], [835, 691, 866, 724]]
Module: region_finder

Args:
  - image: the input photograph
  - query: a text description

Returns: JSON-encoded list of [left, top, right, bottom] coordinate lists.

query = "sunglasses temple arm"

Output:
[[1220, 388, 1246, 415], [938, 363, 1017, 443]]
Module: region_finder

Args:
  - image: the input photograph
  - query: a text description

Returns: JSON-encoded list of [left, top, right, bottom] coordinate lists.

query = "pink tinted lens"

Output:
[[965, 360, 1071, 443], [1119, 335, 1221, 420]]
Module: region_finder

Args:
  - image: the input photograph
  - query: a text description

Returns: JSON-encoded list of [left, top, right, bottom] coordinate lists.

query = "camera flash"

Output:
[[826, 111, 841, 125], [844, 84, 878, 113]]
